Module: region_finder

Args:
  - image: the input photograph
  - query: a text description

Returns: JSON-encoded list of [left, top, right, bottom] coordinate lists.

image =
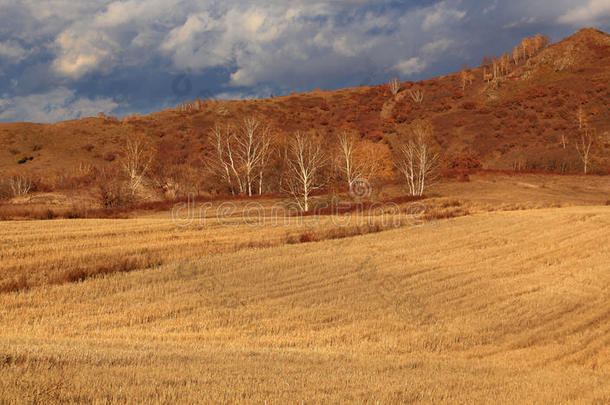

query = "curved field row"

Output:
[[0, 206, 608, 402]]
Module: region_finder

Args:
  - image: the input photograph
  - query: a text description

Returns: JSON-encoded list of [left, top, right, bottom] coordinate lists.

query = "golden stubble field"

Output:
[[1, 173, 608, 293], [0, 175, 609, 403]]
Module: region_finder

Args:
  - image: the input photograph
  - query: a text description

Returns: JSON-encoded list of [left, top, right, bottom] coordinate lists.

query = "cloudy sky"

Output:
[[0, 0, 608, 123]]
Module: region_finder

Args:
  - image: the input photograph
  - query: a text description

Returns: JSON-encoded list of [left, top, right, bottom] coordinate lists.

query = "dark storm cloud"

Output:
[[0, 0, 608, 123]]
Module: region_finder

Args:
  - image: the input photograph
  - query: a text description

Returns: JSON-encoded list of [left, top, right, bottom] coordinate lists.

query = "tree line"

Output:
[[106, 116, 440, 212], [479, 34, 551, 84]]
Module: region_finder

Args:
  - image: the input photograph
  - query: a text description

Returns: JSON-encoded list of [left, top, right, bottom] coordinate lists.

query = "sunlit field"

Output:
[[1, 175, 609, 403], [1, 173, 608, 292], [1, 4, 609, 403]]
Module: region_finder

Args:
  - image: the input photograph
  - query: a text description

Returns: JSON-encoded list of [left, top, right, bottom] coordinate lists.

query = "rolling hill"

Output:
[[1, 28, 609, 181]]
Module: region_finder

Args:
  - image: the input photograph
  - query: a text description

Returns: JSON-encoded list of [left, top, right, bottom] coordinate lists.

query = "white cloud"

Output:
[[483, 0, 499, 15], [19, 0, 105, 21], [93, 0, 149, 27], [421, 39, 453, 55], [503, 16, 537, 29], [159, 12, 228, 70], [0, 87, 119, 123], [244, 10, 265, 32], [390, 38, 454, 78], [0, 41, 30, 63], [230, 69, 254, 87], [4, 0, 472, 87], [421, 1, 466, 31], [394, 57, 426, 76], [558, 0, 610, 25], [52, 29, 112, 78], [50, 0, 178, 77]]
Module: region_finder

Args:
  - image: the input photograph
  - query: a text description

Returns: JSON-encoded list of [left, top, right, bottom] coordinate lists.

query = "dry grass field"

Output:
[[0, 204, 419, 293], [1, 173, 607, 292], [1, 172, 610, 403], [0, 205, 609, 403], [1, 17, 609, 405]]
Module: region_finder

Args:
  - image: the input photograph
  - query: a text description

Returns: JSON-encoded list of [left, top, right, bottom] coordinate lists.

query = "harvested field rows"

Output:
[[0, 206, 608, 402]]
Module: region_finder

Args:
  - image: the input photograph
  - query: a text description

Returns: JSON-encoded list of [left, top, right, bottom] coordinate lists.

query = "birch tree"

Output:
[[337, 130, 358, 190], [210, 118, 272, 196], [283, 132, 326, 212], [395, 120, 440, 196], [575, 106, 595, 174], [500, 53, 511, 75], [7, 175, 32, 197], [234, 117, 272, 196], [122, 134, 153, 201], [408, 88, 424, 103], [513, 46, 520, 64], [211, 123, 242, 195], [577, 105, 587, 130], [576, 127, 595, 175], [389, 77, 400, 96], [460, 65, 473, 91], [521, 38, 530, 59], [336, 130, 380, 195], [492, 57, 500, 79]]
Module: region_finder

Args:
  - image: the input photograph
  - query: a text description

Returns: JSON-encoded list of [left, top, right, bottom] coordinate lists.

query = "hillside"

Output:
[[1, 28, 609, 183]]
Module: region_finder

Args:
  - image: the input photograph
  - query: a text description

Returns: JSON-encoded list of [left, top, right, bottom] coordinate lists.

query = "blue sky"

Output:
[[0, 0, 609, 123]]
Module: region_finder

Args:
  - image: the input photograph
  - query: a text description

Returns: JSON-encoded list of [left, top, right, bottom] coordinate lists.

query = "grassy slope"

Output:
[[1, 206, 609, 403]]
